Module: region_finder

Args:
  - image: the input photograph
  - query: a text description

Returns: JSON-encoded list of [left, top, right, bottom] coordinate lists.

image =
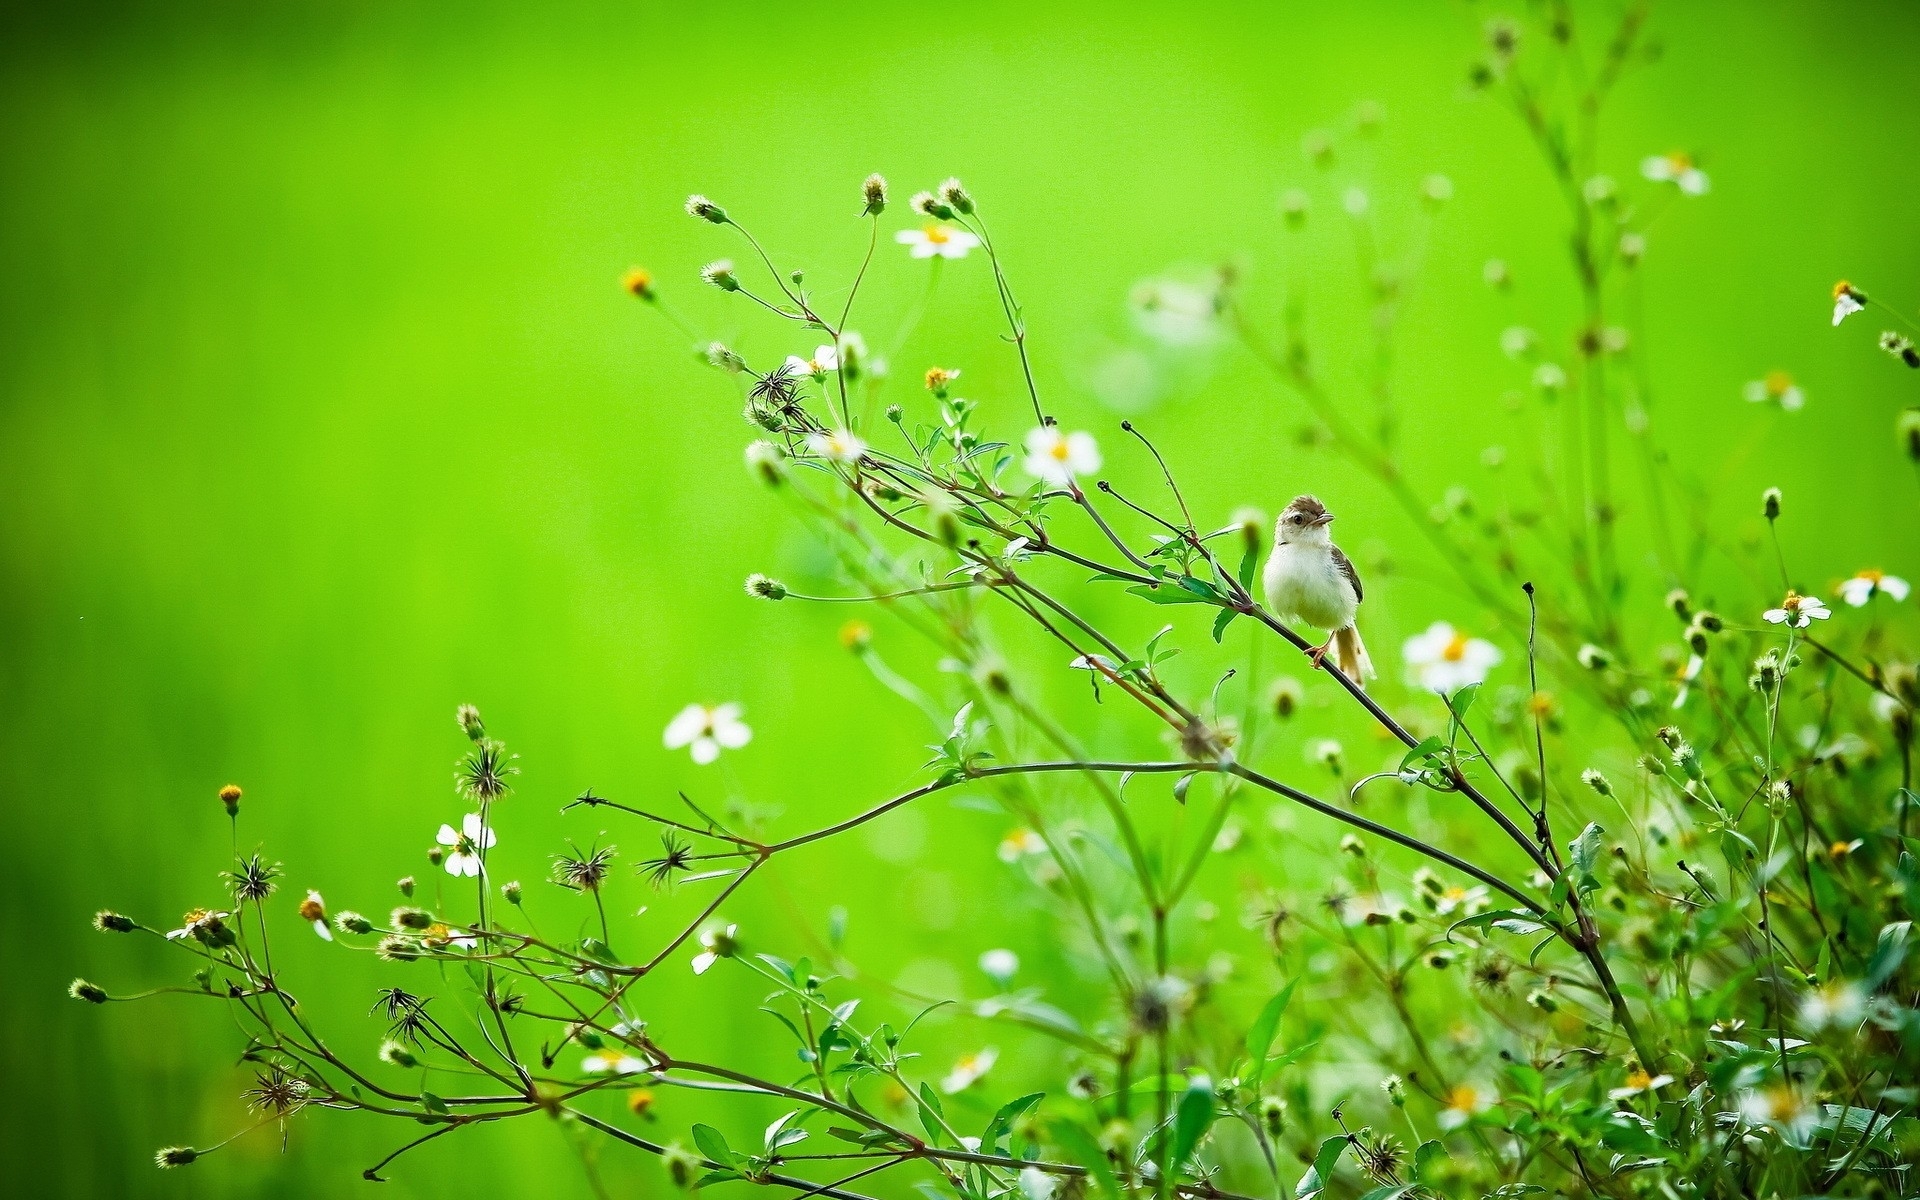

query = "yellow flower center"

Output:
[[923, 224, 951, 245], [1857, 569, 1884, 584], [1625, 1069, 1652, 1090], [1528, 691, 1555, 715], [1444, 1084, 1480, 1112], [1442, 633, 1470, 662], [1049, 439, 1072, 461], [1665, 152, 1693, 172], [1764, 369, 1792, 396]]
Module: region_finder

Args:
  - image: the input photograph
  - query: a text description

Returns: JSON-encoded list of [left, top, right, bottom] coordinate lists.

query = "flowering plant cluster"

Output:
[[80, 6, 1919, 1198]]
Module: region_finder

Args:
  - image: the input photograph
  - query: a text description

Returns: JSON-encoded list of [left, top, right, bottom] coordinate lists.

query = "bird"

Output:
[[1261, 494, 1375, 687]]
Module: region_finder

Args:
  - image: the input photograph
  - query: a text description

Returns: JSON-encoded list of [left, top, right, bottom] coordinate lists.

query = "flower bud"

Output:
[[1576, 644, 1610, 670], [1381, 1075, 1406, 1106], [745, 440, 786, 486], [701, 259, 739, 292], [861, 173, 888, 216], [684, 194, 727, 224], [1339, 834, 1366, 858], [456, 704, 485, 742], [1665, 588, 1691, 621], [335, 910, 373, 935], [1257, 1095, 1287, 1137], [426, 846, 444, 867], [391, 906, 433, 930], [379, 1040, 419, 1068], [1269, 676, 1303, 720], [502, 880, 523, 905], [1618, 232, 1646, 264], [1526, 988, 1557, 1012], [219, 784, 242, 817], [1232, 507, 1267, 557], [744, 573, 787, 601], [937, 177, 974, 215], [69, 978, 108, 1004], [397, 875, 415, 897], [1581, 769, 1612, 797], [1898, 409, 1920, 461], [1693, 610, 1723, 633], [622, 267, 656, 301], [704, 342, 745, 373], [1426, 951, 1455, 969], [155, 1147, 198, 1169], [93, 910, 136, 933], [1762, 487, 1781, 520]]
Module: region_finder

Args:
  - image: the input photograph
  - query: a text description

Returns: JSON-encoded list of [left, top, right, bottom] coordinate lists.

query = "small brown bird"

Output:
[[1260, 495, 1375, 686]]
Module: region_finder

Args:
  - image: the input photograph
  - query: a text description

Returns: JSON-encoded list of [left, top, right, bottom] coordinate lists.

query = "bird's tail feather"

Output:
[[1334, 626, 1374, 689]]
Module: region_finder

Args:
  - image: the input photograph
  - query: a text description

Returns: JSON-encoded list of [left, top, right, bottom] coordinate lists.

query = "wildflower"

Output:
[[998, 827, 1047, 863], [700, 259, 740, 291], [940, 1047, 999, 1094], [1762, 487, 1782, 520], [785, 344, 838, 377], [219, 783, 242, 816], [1618, 232, 1646, 264], [396, 876, 415, 897], [155, 1147, 198, 1169], [1576, 643, 1610, 670], [925, 366, 961, 394], [1583, 174, 1617, 206], [1581, 768, 1613, 797], [1799, 980, 1866, 1031], [1532, 362, 1567, 391], [1256, 1095, 1286, 1137], [1641, 151, 1709, 195], [167, 908, 237, 948], [663, 702, 752, 765], [1403, 622, 1502, 694], [744, 573, 787, 601], [861, 173, 888, 215], [978, 948, 1020, 985], [435, 813, 496, 877], [1438, 1082, 1494, 1129], [554, 843, 617, 893], [909, 190, 949, 219], [685, 194, 727, 223], [1831, 280, 1866, 326], [1743, 370, 1804, 411], [1762, 591, 1830, 628], [937, 177, 974, 215], [895, 223, 979, 260], [1607, 1068, 1673, 1099], [377, 935, 422, 961], [805, 429, 868, 466], [1269, 676, 1303, 719], [629, 1090, 657, 1118], [334, 910, 372, 935], [1130, 278, 1220, 345], [1739, 1085, 1817, 1142], [1837, 569, 1910, 607], [1308, 738, 1343, 775], [1433, 885, 1490, 917], [69, 978, 108, 1004], [642, 831, 696, 889], [92, 910, 135, 933], [456, 703, 485, 742], [1672, 653, 1704, 709], [391, 906, 434, 930], [745, 440, 785, 486], [622, 267, 655, 301], [691, 923, 739, 974], [378, 1040, 419, 1068], [457, 739, 516, 803], [1381, 1075, 1406, 1106], [299, 890, 332, 941], [1500, 326, 1535, 358], [1022, 426, 1101, 487], [1881, 330, 1920, 367], [582, 1049, 652, 1075]]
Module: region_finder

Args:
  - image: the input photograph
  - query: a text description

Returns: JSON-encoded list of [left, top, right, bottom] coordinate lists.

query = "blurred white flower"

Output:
[[1403, 622, 1502, 694], [997, 827, 1047, 863], [1607, 1069, 1673, 1100], [1130, 278, 1220, 346], [978, 948, 1019, 984], [1023, 426, 1101, 486], [1762, 592, 1830, 628], [806, 429, 868, 466], [1343, 187, 1370, 216], [582, 1050, 650, 1075], [785, 344, 838, 376], [1739, 1085, 1817, 1143], [1500, 326, 1535, 358], [1433, 885, 1490, 917], [300, 890, 332, 941], [1832, 281, 1866, 326], [1641, 151, 1709, 195], [1837, 569, 1910, 607], [1437, 1082, 1494, 1130], [692, 923, 739, 974], [1672, 653, 1704, 709], [1743, 370, 1804, 411], [1799, 980, 1865, 1031], [1017, 1165, 1057, 1200], [664, 703, 752, 765], [941, 1047, 999, 1093], [436, 813, 496, 878], [1533, 362, 1567, 390], [896, 224, 979, 260]]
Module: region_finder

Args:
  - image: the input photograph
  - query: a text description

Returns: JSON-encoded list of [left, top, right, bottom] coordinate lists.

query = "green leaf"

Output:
[[1568, 822, 1604, 896], [1237, 544, 1258, 589], [915, 1083, 947, 1144], [1245, 979, 1299, 1087], [1296, 1134, 1347, 1200], [1169, 1076, 1216, 1172], [419, 1091, 449, 1115], [981, 1092, 1045, 1153], [1050, 1120, 1121, 1200], [1398, 736, 1445, 773], [1446, 682, 1482, 721], [1867, 920, 1911, 989], [1211, 607, 1239, 643], [1448, 909, 1549, 938], [1412, 1139, 1446, 1183], [692, 1123, 736, 1167], [1126, 583, 1218, 606]]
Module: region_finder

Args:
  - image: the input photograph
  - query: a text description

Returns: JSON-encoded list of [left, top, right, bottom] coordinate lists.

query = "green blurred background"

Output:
[[3, 0, 1915, 1194]]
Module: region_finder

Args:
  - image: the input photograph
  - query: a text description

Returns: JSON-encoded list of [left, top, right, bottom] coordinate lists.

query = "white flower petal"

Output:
[[690, 736, 721, 766], [664, 704, 708, 749], [436, 823, 461, 846]]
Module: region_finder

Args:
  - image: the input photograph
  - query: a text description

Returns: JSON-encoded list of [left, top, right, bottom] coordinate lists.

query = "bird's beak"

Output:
[[1309, 512, 1335, 527]]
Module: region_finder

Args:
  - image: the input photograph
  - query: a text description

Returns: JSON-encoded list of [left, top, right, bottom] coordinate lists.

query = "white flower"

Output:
[[997, 827, 1047, 862], [1641, 151, 1709, 195], [895, 224, 979, 260], [1743, 370, 1804, 411], [1403, 622, 1502, 694], [1023, 426, 1101, 486], [1436, 1082, 1494, 1130], [784, 344, 839, 376], [1433, 885, 1490, 918], [1672, 653, 1704, 709], [1738, 1085, 1818, 1143], [1018, 1166, 1057, 1200], [1130, 279, 1220, 345], [1832, 281, 1866, 326], [300, 890, 332, 941], [1533, 362, 1567, 390], [1500, 326, 1535, 358], [435, 813, 496, 877], [1799, 980, 1866, 1031], [805, 429, 868, 466], [940, 1047, 998, 1094], [1762, 592, 1831, 628], [979, 948, 1019, 983], [1606, 1069, 1674, 1100], [582, 1050, 651, 1075], [1837, 569, 1910, 607], [664, 703, 753, 765], [691, 923, 739, 975]]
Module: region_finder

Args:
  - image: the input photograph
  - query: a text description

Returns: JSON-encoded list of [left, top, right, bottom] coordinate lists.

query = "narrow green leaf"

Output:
[[1296, 1134, 1348, 1200], [1169, 1076, 1216, 1172], [1211, 607, 1239, 643], [1245, 979, 1299, 1087]]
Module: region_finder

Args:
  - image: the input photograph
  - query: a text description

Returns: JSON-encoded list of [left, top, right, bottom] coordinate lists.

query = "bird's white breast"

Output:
[[1262, 542, 1358, 631]]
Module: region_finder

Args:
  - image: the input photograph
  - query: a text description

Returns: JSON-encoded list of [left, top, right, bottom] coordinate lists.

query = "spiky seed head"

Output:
[[501, 879, 523, 905], [861, 173, 888, 215], [937, 177, 973, 214], [684, 194, 727, 223], [701, 259, 740, 292], [69, 978, 108, 1003], [744, 573, 787, 601], [335, 910, 372, 934], [376, 935, 422, 962], [456, 704, 485, 741], [391, 906, 434, 930], [155, 1147, 198, 1169], [93, 910, 135, 933]]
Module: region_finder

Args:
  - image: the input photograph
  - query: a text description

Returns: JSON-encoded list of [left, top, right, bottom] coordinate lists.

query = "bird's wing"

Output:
[[1330, 545, 1364, 605]]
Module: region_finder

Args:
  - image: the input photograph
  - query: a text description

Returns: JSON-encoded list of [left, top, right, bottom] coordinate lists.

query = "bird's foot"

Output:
[[1307, 638, 1334, 670]]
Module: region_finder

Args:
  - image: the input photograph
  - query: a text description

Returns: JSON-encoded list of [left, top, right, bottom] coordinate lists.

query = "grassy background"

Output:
[[3, 0, 1916, 1195]]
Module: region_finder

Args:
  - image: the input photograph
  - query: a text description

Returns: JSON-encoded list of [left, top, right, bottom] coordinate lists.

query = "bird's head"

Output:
[[1276, 495, 1334, 545]]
